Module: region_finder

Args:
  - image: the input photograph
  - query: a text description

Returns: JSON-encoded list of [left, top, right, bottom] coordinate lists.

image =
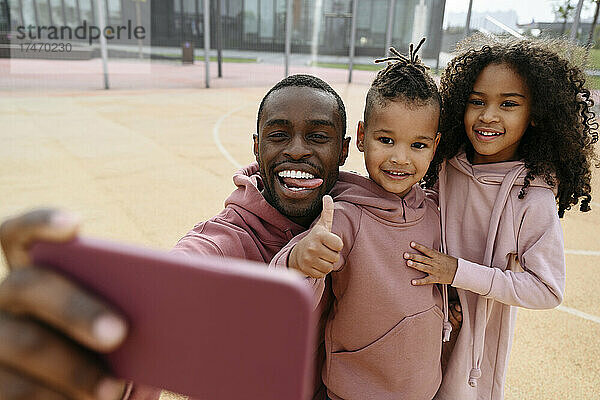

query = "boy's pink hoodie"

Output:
[[124, 163, 332, 400], [271, 172, 444, 400], [435, 152, 565, 400]]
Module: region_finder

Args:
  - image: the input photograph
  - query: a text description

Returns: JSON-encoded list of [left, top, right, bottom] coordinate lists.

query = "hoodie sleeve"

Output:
[[170, 208, 264, 260], [269, 202, 360, 307], [171, 226, 225, 258], [452, 188, 565, 309]]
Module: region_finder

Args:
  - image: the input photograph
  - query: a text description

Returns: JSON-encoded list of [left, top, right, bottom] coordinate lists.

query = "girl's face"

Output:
[[463, 62, 533, 164], [357, 100, 440, 197]]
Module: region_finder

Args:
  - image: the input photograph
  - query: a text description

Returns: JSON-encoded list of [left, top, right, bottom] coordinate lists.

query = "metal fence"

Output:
[[1, 0, 449, 90]]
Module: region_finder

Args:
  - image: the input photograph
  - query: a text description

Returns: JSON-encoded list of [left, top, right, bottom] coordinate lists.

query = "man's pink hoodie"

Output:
[[435, 152, 565, 400], [270, 172, 444, 400], [171, 162, 306, 261], [124, 162, 324, 400]]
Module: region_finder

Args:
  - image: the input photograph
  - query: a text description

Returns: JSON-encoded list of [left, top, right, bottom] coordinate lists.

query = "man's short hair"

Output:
[[257, 74, 347, 137]]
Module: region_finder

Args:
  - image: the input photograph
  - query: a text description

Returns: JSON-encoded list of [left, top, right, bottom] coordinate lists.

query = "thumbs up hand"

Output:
[[289, 195, 344, 279]]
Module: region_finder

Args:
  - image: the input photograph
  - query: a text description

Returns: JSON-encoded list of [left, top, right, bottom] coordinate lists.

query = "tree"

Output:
[[554, 0, 575, 34], [586, 0, 600, 48]]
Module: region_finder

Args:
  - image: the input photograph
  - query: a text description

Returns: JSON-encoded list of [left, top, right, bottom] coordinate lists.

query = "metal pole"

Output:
[[17, 0, 24, 27], [75, 0, 81, 25], [95, 0, 109, 89], [33, 0, 39, 26], [571, 0, 585, 43], [465, 0, 473, 37], [384, 0, 395, 56], [347, 0, 357, 83], [435, 0, 447, 72], [203, 0, 210, 88], [284, 0, 293, 77], [47, 0, 53, 26], [90, 0, 96, 24], [135, 0, 143, 59], [216, 0, 223, 77], [61, 0, 67, 26]]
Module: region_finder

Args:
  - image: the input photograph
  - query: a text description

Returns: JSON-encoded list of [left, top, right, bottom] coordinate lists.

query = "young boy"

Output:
[[269, 43, 447, 400]]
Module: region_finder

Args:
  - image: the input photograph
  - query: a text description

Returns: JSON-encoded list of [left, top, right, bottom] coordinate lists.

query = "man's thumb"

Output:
[[318, 195, 334, 232]]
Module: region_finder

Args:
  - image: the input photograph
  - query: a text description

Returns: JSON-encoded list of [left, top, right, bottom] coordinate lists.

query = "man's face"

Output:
[[254, 86, 349, 227]]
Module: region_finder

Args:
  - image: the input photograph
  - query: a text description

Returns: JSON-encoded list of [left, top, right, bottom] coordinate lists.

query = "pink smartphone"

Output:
[[31, 237, 316, 400]]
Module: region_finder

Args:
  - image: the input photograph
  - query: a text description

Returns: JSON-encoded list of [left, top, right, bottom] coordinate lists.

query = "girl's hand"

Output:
[[404, 242, 458, 285]]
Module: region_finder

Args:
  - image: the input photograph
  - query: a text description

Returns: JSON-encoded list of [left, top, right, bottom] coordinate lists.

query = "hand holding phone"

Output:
[[0, 208, 130, 400], [30, 237, 316, 400]]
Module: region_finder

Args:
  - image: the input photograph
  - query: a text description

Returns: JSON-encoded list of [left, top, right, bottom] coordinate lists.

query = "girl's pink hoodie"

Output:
[[271, 172, 444, 400], [435, 152, 565, 400]]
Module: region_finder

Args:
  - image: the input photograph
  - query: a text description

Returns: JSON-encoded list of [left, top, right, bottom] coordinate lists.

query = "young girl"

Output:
[[404, 36, 598, 400], [270, 42, 447, 400]]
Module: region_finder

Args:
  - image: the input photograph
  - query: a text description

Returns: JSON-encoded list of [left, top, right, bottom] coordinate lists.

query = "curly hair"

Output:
[[364, 38, 441, 124], [424, 35, 599, 217]]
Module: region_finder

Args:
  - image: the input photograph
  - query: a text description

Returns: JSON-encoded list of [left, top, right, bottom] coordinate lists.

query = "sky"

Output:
[[445, 0, 597, 24]]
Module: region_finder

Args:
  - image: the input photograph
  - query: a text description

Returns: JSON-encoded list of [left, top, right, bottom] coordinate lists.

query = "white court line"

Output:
[[564, 249, 600, 256], [556, 305, 600, 324], [562, 248, 600, 323], [212, 104, 251, 169]]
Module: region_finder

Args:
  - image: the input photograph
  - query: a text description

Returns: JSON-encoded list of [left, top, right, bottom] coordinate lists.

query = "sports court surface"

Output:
[[1, 59, 599, 399]]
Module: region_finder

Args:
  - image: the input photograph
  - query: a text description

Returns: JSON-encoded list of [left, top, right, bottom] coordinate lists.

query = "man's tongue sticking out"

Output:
[[281, 176, 323, 190]]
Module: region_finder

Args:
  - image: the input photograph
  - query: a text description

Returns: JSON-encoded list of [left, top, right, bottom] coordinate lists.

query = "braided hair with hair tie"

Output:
[[364, 37, 441, 125]]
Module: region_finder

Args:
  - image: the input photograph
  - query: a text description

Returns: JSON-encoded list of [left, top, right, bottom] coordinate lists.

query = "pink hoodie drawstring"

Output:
[[438, 162, 452, 343], [468, 368, 482, 387], [442, 284, 452, 342], [468, 165, 526, 388]]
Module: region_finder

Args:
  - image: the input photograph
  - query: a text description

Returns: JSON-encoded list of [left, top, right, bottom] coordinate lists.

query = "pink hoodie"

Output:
[[171, 162, 305, 261], [124, 163, 337, 400], [270, 172, 444, 400], [434, 152, 565, 400]]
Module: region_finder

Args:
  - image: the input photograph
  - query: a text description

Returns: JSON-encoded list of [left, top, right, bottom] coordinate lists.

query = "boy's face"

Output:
[[357, 100, 440, 197]]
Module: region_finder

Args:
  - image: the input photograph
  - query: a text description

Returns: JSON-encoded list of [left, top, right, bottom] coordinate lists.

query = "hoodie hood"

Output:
[[224, 162, 305, 242], [330, 171, 429, 225], [450, 152, 556, 194]]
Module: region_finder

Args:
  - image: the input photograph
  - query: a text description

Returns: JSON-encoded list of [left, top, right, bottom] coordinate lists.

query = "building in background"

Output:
[[1, 0, 445, 59]]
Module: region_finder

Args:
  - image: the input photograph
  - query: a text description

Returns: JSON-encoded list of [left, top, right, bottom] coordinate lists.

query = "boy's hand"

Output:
[[289, 196, 343, 279], [404, 242, 458, 285]]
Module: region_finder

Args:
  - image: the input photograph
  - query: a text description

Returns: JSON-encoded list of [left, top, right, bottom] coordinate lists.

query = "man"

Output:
[[0, 74, 350, 400]]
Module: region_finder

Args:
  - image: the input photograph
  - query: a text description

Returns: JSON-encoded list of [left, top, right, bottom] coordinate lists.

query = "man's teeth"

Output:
[[277, 170, 315, 179], [478, 131, 501, 136]]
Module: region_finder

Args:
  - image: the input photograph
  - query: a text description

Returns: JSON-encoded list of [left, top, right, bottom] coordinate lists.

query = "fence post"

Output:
[[284, 0, 293, 77], [348, 0, 357, 83], [384, 0, 395, 57], [96, 0, 109, 89], [203, 0, 210, 88]]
